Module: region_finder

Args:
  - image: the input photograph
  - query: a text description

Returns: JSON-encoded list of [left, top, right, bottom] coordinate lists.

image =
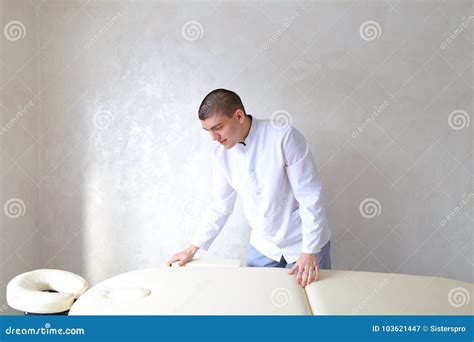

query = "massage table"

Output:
[[6, 260, 473, 315]]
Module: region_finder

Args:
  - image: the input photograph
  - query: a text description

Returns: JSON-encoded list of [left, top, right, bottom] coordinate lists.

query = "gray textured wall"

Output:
[[0, 0, 472, 314]]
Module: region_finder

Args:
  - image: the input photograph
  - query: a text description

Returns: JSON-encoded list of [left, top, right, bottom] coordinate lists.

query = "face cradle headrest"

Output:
[[7, 269, 88, 314]]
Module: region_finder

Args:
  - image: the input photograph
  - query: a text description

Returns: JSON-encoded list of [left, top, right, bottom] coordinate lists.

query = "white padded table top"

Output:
[[305, 270, 473, 315], [69, 266, 473, 316], [69, 267, 311, 315]]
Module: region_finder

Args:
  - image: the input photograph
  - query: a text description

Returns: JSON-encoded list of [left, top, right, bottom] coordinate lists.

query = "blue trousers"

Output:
[[246, 240, 331, 269]]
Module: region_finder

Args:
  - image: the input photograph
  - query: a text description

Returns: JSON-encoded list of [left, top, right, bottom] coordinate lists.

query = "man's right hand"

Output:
[[166, 245, 199, 267]]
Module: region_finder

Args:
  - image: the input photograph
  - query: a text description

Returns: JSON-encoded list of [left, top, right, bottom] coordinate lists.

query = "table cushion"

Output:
[[7, 269, 88, 314], [305, 270, 473, 315], [69, 267, 310, 315]]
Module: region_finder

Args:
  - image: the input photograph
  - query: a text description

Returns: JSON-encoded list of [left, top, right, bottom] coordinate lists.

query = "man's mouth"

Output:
[[220, 139, 227, 144]]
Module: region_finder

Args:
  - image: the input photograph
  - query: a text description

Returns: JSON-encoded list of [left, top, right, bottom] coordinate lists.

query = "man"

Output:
[[167, 89, 331, 287]]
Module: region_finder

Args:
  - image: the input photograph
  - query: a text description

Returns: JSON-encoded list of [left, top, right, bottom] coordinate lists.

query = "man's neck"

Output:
[[239, 115, 252, 145]]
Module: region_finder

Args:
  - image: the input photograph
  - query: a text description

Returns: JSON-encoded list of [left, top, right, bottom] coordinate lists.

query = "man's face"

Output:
[[201, 110, 245, 149]]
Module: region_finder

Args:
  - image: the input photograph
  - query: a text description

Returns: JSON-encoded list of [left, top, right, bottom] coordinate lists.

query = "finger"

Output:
[[301, 271, 309, 287], [288, 264, 298, 275], [314, 265, 320, 282], [167, 255, 179, 267], [308, 269, 314, 285], [307, 268, 315, 286], [296, 267, 304, 285]]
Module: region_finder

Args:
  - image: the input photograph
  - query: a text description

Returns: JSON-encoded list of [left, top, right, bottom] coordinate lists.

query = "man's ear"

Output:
[[235, 109, 245, 122]]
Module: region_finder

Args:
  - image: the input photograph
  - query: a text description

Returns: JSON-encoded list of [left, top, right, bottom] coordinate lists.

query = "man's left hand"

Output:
[[288, 253, 320, 288]]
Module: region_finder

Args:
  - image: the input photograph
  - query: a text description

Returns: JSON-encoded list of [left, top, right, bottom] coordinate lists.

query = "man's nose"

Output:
[[210, 131, 220, 141]]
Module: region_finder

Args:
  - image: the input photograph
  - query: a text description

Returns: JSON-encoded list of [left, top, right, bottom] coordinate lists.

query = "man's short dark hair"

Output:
[[198, 88, 246, 120]]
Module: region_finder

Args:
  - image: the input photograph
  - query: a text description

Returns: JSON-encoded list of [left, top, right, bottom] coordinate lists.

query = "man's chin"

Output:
[[219, 140, 234, 149]]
